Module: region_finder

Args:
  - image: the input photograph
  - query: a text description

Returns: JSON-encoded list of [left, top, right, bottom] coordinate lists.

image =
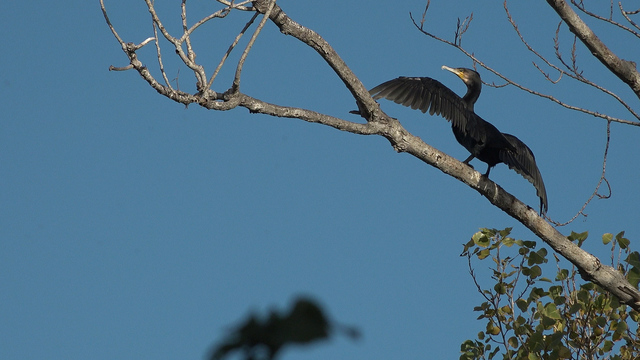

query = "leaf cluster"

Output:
[[460, 229, 640, 360]]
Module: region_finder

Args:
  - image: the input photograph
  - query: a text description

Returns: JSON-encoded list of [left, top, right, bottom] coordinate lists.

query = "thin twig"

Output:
[[506, 2, 640, 122], [232, 0, 276, 91], [109, 64, 134, 71], [411, 11, 639, 126], [143, 0, 208, 88], [207, 12, 259, 90], [101, 0, 640, 307], [100, 0, 125, 47], [454, 13, 473, 46], [182, 0, 196, 63], [467, 253, 492, 303], [178, 5, 234, 44], [570, 0, 640, 39], [152, 17, 172, 89], [215, 0, 254, 11], [412, 2, 625, 226], [620, 2, 640, 33], [547, 121, 612, 226]]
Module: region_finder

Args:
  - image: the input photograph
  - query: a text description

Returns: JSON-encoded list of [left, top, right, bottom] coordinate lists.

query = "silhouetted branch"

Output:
[[209, 297, 359, 360]]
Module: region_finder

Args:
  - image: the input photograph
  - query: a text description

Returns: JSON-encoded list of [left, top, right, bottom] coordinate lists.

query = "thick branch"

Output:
[[546, 0, 640, 99], [101, 0, 640, 310], [394, 124, 640, 310], [252, 0, 380, 120]]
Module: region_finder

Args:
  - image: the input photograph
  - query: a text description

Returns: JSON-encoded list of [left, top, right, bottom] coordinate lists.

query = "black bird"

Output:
[[367, 66, 548, 214]]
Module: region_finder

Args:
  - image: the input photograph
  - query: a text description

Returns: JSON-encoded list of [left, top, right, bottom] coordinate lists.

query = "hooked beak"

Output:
[[441, 65, 463, 79]]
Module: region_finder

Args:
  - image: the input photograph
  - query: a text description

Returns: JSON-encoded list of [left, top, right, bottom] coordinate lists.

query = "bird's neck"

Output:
[[462, 82, 481, 111]]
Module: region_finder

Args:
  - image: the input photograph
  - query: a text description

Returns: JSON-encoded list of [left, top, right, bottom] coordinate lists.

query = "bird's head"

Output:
[[441, 66, 481, 87]]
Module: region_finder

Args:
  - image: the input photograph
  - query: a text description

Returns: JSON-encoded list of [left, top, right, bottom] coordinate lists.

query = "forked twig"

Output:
[[620, 2, 640, 33], [508, 2, 640, 122], [411, 10, 639, 126], [454, 13, 474, 46], [570, 0, 640, 39], [232, 0, 277, 91], [215, 0, 254, 11], [208, 13, 259, 90]]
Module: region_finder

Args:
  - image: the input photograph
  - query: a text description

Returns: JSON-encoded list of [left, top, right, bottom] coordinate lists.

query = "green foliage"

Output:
[[460, 229, 640, 360]]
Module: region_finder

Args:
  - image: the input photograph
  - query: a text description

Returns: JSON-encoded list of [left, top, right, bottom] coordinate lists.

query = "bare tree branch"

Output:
[[100, 0, 640, 311], [546, 0, 640, 99], [215, 0, 254, 12], [410, 5, 640, 126], [620, 3, 640, 33], [548, 121, 612, 227], [207, 13, 259, 89], [232, 0, 275, 91], [410, 1, 638, 227], [571, 0, 640, 39], [505, 3, 640, 122]]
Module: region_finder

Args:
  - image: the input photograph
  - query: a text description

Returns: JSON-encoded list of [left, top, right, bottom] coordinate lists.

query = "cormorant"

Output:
[[367, 66, 548, 214]]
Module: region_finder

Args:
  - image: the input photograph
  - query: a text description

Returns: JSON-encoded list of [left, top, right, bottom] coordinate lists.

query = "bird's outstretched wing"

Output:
[[499, 134, 548, 214], [369, 77, 470, 131]]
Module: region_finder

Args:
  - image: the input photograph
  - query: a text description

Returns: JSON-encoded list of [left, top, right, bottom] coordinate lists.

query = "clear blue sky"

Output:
[[1, 1, 638, 359]]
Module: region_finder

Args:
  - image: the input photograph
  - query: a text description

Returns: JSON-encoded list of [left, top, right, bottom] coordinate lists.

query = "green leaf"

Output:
[[568, 302, 583, 315], [473, 231, 491, 248], [528, 252, 545, 266], [499, 227, 513, 237], [528, 352, 541, 360], [477, 249, 491, 260], [488, 346, 500, 359], [626, 251, 640, 268], [529, 265, 542, 279], [616, 231, 630, 249], [541, 315, 557, 328], [602, 340, 614, 352], [544, 303, 562, 320], [516, 299, 528, 312], [558, 345, 572, 359], [555, 269, 569, 281], [548, 285, 563, 298], [494, 282, 507, 294], [529, 287, 547, 301], [503, 237, 515, 247], [568, 231, 588, 246], [603, 233, 614, 245], [462, 238, 476, 255], [627, 267, 640, 288], [576, 289, 591, 303], [581, 282, 596, 291]]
